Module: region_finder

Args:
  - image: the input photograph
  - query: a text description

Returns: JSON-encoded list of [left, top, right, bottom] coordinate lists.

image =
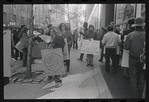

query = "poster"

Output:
[[39, 35, 51, 43], [63, 38, 70, 60], [3, 30, 12, 77], [41, 48, 65, 75], [121, 50, 129, 67], [81, 40, 100, 55]]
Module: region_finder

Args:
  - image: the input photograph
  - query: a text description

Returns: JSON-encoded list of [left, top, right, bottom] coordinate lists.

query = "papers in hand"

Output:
[[39, 35, 51, 43]]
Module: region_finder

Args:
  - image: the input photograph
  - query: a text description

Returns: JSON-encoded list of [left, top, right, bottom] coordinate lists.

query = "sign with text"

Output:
[[3, 30, 12, 77], [81, 40, 100, 55], [41, 48, 65, 75]]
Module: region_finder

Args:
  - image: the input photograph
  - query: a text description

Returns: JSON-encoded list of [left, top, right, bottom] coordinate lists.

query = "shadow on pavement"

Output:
[[98, 64, 131, 98]]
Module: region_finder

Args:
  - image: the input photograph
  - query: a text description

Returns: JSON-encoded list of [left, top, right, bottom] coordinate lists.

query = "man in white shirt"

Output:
[[102, 25, 121, 74]]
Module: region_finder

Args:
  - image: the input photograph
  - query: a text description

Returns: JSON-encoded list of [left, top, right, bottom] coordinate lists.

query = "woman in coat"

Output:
[[48, 26, 65, 87], [59, 23, 73, 72]]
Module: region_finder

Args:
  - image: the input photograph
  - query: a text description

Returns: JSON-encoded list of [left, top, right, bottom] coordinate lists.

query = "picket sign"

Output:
[[81, 39, 100, 55], [41, 48, 65, 76]]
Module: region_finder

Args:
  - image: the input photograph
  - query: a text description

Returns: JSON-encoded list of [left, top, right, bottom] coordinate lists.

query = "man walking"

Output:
[[102, 25, 121, 73], [99, 27, 107, 62], [77, 22, 88, 61], [124, 17, 145, 98]]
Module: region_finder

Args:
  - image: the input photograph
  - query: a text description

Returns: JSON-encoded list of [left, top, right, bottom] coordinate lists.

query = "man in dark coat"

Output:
[[124, 17, 145, 98]]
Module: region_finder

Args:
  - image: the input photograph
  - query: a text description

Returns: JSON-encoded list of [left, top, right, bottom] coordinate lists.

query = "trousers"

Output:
[[87, 54, 93, 64], [105, 48, 117, 71], [129, 56, 144, 98]]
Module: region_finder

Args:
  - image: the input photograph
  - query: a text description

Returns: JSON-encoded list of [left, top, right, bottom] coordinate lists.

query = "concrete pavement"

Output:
[[4, 49, 113, 99]]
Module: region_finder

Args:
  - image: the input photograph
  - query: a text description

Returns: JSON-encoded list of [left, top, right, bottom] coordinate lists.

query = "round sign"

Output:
[[44, 53, 63, 72]]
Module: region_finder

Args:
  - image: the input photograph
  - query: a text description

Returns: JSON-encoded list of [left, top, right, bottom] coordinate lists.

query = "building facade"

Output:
[[33, 4, 50, 28], [85, 4, 95, 22], [3, 4, 32, 29], [33, 4, 66, 28]]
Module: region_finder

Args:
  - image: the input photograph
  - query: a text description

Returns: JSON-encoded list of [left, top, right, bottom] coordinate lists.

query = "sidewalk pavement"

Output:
[[4, 49, 113, 99]]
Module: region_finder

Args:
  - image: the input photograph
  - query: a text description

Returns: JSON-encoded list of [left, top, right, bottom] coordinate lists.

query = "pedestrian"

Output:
[[18, 25, 26, 60], [59, 23, 72, 72], [98, 27, 107, 62], [77, 22, 88, 61], [102, 25, 121, 73], [48, 26, 65, 88], [73, 29, 79, 49], [122, 18, 135, 79], [114, 26, 122, 68], [124, 17, 145, 98], [18, 25, 29, 67], [13, 29, 20, 60], [85, 24, 97, 66]]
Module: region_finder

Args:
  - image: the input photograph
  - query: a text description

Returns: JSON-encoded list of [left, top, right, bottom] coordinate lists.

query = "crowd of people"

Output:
[[76, 17, 146, 98], [10, 16, 145, 98]]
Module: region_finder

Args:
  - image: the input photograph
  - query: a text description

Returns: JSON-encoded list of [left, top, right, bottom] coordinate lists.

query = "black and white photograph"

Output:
[[3, 4, 146, 99]]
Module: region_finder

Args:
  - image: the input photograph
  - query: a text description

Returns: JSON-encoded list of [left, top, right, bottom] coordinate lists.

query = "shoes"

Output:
[[55, 82, 62, 88], [86, 64, 90, 66], [77, 58, 82, 61]]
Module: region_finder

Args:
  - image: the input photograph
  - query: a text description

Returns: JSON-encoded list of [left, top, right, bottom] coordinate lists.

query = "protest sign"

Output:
[[3, 30, 12, 77], [41, 48, 65, 75], [63, 38, 70, 60], [39, 35, 51, 43], [81, 40, 100, 55]]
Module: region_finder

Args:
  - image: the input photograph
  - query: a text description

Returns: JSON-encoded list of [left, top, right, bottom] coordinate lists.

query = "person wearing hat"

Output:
[[124, 17, 145, 98]]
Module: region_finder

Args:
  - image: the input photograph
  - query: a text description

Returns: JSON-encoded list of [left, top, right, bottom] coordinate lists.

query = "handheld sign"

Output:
[[81, 40, 100, 55], [41, 48, 65, 75]]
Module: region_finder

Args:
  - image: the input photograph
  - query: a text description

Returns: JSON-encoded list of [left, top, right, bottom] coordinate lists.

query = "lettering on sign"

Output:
[[81, 40, 100, 55]]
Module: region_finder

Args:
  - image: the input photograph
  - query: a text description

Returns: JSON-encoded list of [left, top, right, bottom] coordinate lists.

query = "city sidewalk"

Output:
[[4, 49, 113, 99]]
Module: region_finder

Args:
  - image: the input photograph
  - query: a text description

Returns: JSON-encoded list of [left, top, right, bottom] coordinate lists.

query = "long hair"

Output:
[[18, 26, 28, 38], [59, 23, 68, 31], [50, 26, 62, 41]]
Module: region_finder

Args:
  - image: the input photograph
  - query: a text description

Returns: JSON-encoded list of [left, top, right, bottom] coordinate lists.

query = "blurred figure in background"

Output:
[[12, 30, 20, 60], [98, 27, 107, 62], [18, 26, 29, 67], [77, 22, 88, 61], [73, 28, 79, 49]]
